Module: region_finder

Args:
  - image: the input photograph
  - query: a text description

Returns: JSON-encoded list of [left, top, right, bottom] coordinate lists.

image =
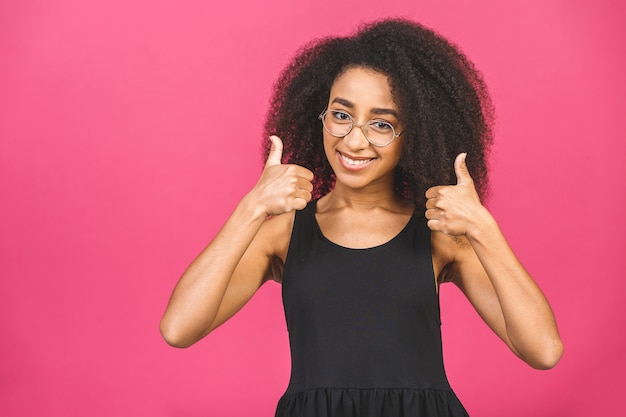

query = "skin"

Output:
[[160, 67, 563, 370]]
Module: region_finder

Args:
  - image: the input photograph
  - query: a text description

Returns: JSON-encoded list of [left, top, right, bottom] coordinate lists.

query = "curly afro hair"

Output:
[[263, 18, 494, 206]]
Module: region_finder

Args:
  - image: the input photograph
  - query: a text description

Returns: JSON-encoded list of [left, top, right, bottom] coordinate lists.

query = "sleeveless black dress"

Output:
[[275, 201, 469, 417]]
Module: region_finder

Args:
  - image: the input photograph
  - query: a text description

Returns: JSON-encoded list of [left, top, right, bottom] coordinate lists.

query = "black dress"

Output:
[[275, 201, 469, 417]]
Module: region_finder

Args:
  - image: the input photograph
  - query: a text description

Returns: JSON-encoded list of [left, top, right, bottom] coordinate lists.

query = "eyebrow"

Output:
[[331, 97, 400, 119]]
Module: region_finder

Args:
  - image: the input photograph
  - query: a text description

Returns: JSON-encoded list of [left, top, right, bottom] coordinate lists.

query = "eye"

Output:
[[330, 110, 352, 123], [368, 120, 394, 132]]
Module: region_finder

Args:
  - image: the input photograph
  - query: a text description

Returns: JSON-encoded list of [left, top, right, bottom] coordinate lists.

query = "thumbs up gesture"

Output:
[[425, 153, 488, 237], [251, 136, 314, 217]]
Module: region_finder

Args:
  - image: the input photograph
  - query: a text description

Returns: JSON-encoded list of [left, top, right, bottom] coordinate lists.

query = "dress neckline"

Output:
[[310, 199, 417, 251]]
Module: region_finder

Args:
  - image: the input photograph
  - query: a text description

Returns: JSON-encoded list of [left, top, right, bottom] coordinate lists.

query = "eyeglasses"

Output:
[[318, 108, 402, 147]]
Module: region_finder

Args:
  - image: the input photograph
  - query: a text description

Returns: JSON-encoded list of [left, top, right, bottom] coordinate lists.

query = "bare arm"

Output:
[[159, 136, 313, 348], [427, 154, 563, 369]]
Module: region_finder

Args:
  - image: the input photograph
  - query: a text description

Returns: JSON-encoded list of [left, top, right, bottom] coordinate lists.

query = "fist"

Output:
[[254, 136, 314, 216], [425, 153, 486, 236]]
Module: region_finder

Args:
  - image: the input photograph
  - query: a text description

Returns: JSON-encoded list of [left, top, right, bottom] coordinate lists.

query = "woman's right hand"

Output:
[[251, 135, 314, 216], [160, 136, 312, 348]]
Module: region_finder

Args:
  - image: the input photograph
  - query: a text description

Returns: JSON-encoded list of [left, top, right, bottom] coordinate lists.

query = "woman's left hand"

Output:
[[425, 153, 489, 237], [428, 154, 563, 369]]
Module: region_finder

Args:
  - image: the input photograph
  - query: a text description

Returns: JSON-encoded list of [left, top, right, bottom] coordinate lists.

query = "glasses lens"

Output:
[[323, 110, 352, 136], [365, 120, 396, 146], [320, 110, 397, 146]]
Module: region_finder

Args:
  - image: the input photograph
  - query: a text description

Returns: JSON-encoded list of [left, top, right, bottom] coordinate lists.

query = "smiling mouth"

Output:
[[339, 152, 375, 167]]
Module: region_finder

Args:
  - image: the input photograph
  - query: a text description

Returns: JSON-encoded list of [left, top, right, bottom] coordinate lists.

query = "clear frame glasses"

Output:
[[318, 108, 402, 147]]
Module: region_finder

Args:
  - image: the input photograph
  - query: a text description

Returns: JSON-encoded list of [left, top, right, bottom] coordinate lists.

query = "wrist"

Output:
[[465, 206, 498, 242], [239, 191, 271, 223]]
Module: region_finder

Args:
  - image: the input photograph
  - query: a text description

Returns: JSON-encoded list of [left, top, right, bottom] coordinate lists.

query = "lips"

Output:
[[338, 151, 375, 169]]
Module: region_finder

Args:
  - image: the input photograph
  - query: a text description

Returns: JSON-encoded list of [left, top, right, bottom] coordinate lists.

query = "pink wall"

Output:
[[1, 0, 624, 416]]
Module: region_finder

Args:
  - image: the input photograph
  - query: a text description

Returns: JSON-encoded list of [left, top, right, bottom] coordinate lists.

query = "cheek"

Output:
[[323, 133, 337, 160], [386, 141, 404, 165]]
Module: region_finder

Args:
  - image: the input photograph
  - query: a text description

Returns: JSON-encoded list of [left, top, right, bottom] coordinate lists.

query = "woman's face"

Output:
[[323, 66, 403, 192]]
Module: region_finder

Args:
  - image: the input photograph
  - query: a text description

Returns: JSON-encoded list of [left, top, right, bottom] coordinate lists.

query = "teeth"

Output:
[[340, 154, 372, 166]]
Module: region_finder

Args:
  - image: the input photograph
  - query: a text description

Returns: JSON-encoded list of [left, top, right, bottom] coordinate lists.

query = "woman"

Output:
[[160, 18, 563, 416]]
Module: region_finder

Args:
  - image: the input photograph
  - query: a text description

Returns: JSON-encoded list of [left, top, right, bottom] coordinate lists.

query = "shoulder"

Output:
[[431, 230, 473, 284], [255, 210, 296, 263], [229, 209, 295, 285]]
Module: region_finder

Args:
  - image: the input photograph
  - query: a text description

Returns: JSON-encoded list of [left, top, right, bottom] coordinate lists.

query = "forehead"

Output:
[[329, 67, 396, 110]]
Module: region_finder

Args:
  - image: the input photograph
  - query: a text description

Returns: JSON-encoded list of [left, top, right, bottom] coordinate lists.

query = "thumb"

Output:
[[265, 135, 284, 167], [454, 153, 472, 185]]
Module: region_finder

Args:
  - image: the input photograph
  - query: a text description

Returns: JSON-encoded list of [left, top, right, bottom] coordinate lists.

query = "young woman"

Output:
[[160, 18, 563, 417]]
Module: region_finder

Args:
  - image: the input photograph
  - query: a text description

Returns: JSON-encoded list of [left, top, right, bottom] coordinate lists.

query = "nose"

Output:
[[343, 123, 370, 150]]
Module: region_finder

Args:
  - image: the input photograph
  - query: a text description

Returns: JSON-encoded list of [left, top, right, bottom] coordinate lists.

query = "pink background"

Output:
[[1, 0, 624, 416]]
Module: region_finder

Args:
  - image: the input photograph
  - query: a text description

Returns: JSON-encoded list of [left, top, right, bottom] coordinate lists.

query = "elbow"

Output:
[[159, 318, 196, 349], [528, 338, 564, 370]]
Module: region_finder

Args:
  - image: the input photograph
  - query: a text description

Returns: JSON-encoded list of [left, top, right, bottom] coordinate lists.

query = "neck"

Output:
[[322, 182, 405, 211]]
